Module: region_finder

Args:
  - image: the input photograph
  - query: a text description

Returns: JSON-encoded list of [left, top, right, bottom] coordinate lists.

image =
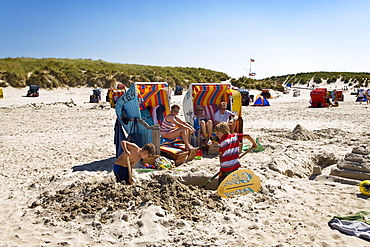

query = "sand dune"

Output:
[[0, 85, 370, 246]]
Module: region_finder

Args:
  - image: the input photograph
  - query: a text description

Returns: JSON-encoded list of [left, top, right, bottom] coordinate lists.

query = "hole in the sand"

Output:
[[176, 174, 220, 191]]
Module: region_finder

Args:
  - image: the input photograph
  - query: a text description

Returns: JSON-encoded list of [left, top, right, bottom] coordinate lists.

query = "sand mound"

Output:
[[30, 174, 224, 224], [287, 124, 317, 141]]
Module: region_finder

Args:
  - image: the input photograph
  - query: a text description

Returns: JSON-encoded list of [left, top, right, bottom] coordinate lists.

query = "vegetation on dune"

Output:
[[0, 57, 229, 89], [263, 71, 370, 89], [0, 57, 369, 91], [231, 76, 285, 91]]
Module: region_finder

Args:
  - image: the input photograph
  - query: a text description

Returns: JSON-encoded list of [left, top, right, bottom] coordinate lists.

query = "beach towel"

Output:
[[328, 211, 370, 241], [114, 119, 125, 158]]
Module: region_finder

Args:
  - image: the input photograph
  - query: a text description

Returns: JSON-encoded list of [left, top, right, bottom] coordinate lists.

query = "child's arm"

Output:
[[121, 140, 130, 155], [243, 134, 257, 149], [121, 140, 139, 156]]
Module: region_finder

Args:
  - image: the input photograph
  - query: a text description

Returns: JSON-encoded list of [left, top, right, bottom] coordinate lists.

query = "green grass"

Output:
[[0, 57, 229, 89], [0, 57, 369, 91]]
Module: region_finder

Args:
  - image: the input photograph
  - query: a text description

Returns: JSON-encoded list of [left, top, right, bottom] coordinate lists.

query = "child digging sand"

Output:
[[113, 141, 155, 185], [214, 122, 257, 184]]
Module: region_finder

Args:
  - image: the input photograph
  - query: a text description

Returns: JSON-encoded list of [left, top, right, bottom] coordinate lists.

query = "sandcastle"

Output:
[[330, 146, 370, 184]]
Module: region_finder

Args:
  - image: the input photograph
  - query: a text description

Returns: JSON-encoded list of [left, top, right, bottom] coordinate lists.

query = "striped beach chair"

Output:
[[183, 83, 243, 151]]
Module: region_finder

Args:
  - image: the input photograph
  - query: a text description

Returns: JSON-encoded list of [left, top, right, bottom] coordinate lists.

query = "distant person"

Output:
[[331, 89, 336, 102], [214, 102, 238, 133], [357, 89, 365, 104], [214, 122, 257, 184], [160, 104, 196, 150], [366, 89, 370, 105], [114, 141, 155, 185], [194, 105, 213, 144]]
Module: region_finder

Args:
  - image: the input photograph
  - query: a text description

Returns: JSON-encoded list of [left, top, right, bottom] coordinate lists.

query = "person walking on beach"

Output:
[[357, 89, 365, 104], [214, 102, 238, 133], [214, 122, 257, 184], [160, 104, 196, 150], [366, 89, 370, 105], [114, 141, 155, 185]]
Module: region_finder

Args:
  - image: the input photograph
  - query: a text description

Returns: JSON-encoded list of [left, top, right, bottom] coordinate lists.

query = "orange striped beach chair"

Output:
[[183, 83, 243, 151], [137, 83, 194, 165]]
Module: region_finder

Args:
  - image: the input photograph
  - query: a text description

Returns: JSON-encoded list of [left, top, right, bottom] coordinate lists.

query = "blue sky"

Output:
[[1, 0, 369, 79]]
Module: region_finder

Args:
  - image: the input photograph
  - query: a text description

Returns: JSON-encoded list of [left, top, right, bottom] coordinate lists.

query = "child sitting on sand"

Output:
[[113, 141, 155, 185], [214, 122, 257, 184]]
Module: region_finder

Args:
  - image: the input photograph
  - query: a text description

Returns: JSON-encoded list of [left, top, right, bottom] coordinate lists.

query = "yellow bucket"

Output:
[[0, 87, 3, 99]]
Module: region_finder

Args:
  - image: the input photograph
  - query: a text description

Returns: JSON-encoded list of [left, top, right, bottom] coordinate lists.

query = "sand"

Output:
[[0, 85, 370, 246]]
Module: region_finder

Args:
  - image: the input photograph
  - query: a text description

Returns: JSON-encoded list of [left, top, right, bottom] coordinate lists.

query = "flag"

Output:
[[250, 59, 255, 62], [249, 72, 256, 76]]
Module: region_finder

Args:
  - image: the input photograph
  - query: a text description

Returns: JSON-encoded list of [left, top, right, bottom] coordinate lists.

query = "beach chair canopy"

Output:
[[238, 88, 250, 95], [27, 85, 40, 97], [261, 89, 273, 99], [183, 83, 244, 147], [107, 89, 126, 108], [183, 83, 234, 124], [136, 83, 171, 122], [310, 88, 330, 107], [174, 85, 183, 95], [29, 85, 39, 90], [115, 82, 171, 147]]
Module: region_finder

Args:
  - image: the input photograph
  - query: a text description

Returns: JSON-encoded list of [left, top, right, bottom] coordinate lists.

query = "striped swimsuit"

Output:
[[160, 115, 176, 134]]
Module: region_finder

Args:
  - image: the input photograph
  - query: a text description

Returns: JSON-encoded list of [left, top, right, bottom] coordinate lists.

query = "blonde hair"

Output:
[[214, 122, 230, 135]]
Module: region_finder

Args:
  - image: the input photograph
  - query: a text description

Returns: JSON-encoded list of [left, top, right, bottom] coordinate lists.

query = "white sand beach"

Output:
[[1, 84, 370, 246]]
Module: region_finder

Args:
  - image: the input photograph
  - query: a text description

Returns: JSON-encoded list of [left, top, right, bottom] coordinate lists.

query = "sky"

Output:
[[1, 0, 369, 79]]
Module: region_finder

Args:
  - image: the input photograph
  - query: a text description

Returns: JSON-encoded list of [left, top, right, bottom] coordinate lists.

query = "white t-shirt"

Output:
[[214, 110, 233, 123]]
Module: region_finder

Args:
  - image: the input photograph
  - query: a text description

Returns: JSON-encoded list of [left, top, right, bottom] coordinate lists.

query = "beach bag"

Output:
[[155, 156, 175, 170], [127, 119, 141, 146]]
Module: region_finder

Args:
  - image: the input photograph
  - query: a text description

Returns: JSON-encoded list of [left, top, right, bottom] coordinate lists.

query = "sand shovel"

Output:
[[126, 156, 134, 185], [201, 146, 254, 189], [242, 138, 264, 152]]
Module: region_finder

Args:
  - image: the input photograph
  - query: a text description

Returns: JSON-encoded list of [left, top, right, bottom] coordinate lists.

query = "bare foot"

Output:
[[185, 144, 195, 150]]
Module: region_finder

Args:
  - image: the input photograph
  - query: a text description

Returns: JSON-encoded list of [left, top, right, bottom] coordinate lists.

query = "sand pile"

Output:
[[31, 174, 224, 223], [287, 124, 317, 141]]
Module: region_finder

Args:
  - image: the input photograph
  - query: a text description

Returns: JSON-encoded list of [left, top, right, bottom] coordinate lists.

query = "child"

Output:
[[214, 122, 257, 184], [113, 141, 155, 185]]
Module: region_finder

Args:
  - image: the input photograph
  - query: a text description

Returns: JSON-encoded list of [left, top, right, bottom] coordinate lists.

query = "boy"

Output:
[[214, 122, 257, 184], [113, 141, 155, 185]]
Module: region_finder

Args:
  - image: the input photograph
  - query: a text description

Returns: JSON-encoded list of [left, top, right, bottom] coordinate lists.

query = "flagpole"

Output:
[[249, 59, 255, 77]]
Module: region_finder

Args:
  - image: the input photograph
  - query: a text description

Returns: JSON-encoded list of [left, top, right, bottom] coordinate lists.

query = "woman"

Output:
[[160, 104, 196, 150], [195, 105, 213, 144]]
